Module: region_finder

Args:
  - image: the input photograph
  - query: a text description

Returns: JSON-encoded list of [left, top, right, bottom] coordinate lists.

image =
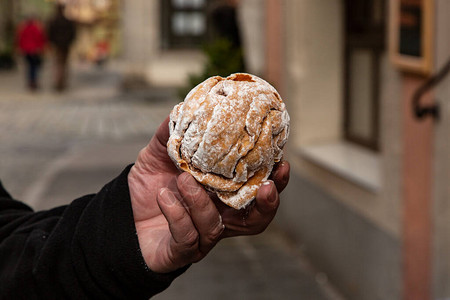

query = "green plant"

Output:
[[178, 38, 245, 99]]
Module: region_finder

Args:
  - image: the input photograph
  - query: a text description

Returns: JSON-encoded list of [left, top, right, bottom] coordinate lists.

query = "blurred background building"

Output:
[[1, 0, 449, 299], [272, 1, 448, 300], [269, 1, 448, 300]]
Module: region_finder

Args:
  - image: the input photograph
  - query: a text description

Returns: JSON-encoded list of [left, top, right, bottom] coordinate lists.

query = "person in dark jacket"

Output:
[[47, 4, 76, 91], [16, 16, 47, 91], [0, 116, 290, 299]]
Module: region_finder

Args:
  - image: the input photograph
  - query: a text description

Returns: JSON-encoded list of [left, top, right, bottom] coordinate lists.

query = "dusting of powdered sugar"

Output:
[[219, 184, 260, 210]]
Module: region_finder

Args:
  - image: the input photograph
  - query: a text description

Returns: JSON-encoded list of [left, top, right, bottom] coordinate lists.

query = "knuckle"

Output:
[[205, 222, 225, 242], [171, 210, 187, 224], [182, 230, 199, 249], [138, 147, 147, 157], [137, 147, 151, 162]]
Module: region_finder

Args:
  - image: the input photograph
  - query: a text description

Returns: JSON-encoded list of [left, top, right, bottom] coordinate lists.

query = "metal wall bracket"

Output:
[[412, 58, 450, 121]]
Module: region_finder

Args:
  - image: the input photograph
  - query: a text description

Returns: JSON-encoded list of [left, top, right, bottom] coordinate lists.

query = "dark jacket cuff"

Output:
[[75, 164, 189, 298]]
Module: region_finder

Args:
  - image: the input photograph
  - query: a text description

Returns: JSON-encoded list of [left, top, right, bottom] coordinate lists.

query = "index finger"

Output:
[[220, 180, 279, 238], [270, 161, 290, 193], [252, 179, 279, 222], [177, 173, 225, 254]]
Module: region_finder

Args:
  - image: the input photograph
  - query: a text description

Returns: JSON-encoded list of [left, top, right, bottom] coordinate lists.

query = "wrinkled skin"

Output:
[[128, 116, 290, 273]]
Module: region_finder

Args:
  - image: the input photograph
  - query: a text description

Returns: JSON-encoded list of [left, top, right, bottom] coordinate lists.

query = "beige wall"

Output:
[[122, 0, 159, 69], [378, 52, 403, 237], [145, 50, 206, 87], [284, 0, 343, 147], [283, 0, 402, 238], [121, 0, 205, 86], [237, 0, 266, 77]]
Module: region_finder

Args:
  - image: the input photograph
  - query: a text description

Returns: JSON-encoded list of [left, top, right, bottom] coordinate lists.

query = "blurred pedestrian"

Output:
[[16, 16, 47, 91], [93, 38, 110, 67], [47, 4, 76, 92]]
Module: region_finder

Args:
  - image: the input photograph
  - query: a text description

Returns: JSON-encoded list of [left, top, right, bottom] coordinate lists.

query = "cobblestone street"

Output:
[[0, 63, 177, 201], [0, 64, 343, 300]]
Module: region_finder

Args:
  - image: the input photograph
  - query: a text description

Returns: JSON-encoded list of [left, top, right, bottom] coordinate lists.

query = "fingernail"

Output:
[[159, 188, 177, 206], [280, 163, 289, 181], [218, 215, 225, 232], [262, 180, 276, 202], [262, 180, 272, 186]]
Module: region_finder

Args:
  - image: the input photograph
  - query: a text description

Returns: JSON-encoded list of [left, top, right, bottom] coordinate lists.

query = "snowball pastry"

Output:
[[167, 73, 289, 209]]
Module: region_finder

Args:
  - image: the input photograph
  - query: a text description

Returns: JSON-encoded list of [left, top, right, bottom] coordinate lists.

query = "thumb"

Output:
[[135, 116, 176, 173], [148, 116, 170, 152]]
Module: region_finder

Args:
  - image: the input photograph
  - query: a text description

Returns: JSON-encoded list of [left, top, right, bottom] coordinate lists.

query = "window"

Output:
[[344, 0, 385, 150], [161, 0, 208, 49]]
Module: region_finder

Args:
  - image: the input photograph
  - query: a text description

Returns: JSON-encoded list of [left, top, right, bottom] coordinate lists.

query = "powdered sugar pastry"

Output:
[[167, 73, 290, 209]]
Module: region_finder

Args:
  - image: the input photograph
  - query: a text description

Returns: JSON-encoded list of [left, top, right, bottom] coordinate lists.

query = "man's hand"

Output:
[[128, 117, 290, 273]]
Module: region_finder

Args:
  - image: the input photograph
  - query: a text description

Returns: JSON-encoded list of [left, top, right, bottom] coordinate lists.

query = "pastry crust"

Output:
[[167, 73, 289, 209]]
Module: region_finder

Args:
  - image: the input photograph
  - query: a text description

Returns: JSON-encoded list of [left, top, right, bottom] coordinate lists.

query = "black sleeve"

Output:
[[0, 165, 188, 299]]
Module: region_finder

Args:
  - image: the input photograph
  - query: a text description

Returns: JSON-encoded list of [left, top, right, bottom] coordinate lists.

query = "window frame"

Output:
[[343, 0, 386, 151], [160, 0, 209, 49]]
